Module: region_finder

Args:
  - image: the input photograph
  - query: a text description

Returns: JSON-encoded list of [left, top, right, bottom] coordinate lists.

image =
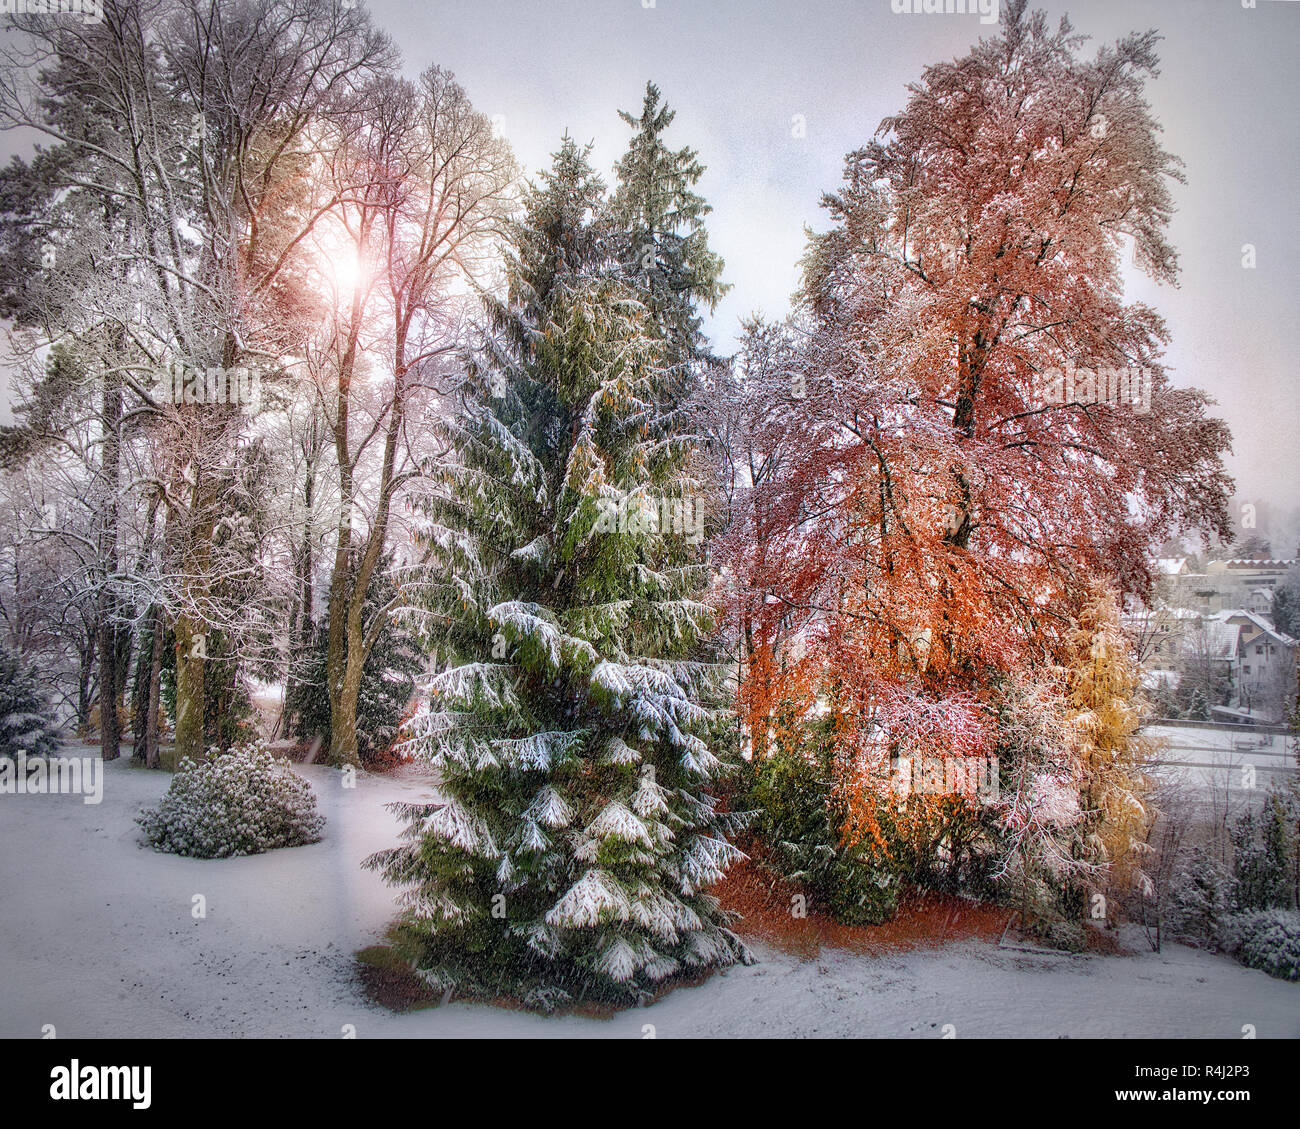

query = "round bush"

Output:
[[137, 742, 325, 858]]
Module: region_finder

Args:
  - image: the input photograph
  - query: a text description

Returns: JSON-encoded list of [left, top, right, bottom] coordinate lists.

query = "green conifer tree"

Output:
[[366, 137, 748, 1009], [1233, 796, 1291, 911], [286, 557, 422, 765], [0, 644, 63, 759], [609, 82, 728, 366]]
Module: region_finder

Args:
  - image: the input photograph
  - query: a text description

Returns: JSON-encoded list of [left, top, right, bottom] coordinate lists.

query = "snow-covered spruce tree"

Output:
[[1232, 792, 1292, 912], [366, 137, 749, 1010], [0, 644, 62, 759], [1170, 844, 1235, 945], [609, 81, 728, 367]]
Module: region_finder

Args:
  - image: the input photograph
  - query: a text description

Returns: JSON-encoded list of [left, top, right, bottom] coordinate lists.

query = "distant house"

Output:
[[1209, 609, 1298, 722], [1200, 618, 1242, 665], [1206, 558, 1297, 580], [1122, 603, 1200, 666], [1128, 554, 1299, 721], [1166, 558, 1299, 615]]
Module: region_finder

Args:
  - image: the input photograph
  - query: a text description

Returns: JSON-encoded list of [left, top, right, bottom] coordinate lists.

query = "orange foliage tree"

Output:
[[720, 3, 1232, 906]]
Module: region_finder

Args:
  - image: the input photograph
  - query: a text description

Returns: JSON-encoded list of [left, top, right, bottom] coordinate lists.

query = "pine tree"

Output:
[[1233, 793, 1292, 911], [609, 82, 728, 366], [366, 137, 749, 1009], [1272, 567, 1300, 639], [0, 644, 63, 759]]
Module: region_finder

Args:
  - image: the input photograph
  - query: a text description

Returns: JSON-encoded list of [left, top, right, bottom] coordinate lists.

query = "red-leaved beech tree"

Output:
[[721, 3, 1232, 883]]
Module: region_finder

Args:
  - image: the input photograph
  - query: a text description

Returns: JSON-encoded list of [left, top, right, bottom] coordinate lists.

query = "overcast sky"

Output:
[[3, 0, 1297, 544]]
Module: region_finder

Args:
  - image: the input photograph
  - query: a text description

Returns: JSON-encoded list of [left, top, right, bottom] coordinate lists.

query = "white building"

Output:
[[1208, 609, 1298, 722], [1164, 558, 1297, 616]]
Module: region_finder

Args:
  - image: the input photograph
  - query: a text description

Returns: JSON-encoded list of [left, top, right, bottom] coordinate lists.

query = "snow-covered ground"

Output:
[[1145, 723, 1296, 799], [2, 747, 1296, 1038]]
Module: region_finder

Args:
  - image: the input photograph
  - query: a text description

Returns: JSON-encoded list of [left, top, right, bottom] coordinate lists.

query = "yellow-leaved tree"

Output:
[[1067, 588, 1158, 910]]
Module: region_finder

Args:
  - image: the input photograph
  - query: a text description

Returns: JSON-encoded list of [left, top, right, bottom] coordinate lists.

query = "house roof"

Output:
[[1210, 609, 1298, 648], [1207, 558, 1297, 573], [1121, 604, 1199, 625], [1202, 620, 1241, 660], [1210, 705, 1275, 724]]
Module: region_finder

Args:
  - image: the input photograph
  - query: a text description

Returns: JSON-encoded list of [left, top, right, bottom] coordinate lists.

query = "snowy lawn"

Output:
[[2, 747, 1296, 1039]]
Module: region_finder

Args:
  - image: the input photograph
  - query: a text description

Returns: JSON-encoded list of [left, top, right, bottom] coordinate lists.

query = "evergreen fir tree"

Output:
[[0, 644, 63, 759], [609, 82, 728, 366], [1233, 796, 1290, 911], [1271, 576, 1300, 639], [1171, 844, 1235, 943], [366, 137, 749, 1009], [286, 558, 422, 765]]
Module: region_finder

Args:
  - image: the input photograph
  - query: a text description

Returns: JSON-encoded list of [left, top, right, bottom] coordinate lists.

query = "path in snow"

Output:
[[1, 749, 1296, 1038]]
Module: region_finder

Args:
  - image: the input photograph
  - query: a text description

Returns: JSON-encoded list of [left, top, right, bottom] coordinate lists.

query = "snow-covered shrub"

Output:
[[744, 743, 899, 925], [1219, 910, 1300, 982], [137, 742, 324, 858], [0, 644, 63, 759], [1040, 920, 1089, 953], [1169, 844, 1236, 945]]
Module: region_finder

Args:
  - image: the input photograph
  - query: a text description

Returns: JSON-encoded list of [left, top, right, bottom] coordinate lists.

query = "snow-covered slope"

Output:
[[1, 748, 1295, 1038]]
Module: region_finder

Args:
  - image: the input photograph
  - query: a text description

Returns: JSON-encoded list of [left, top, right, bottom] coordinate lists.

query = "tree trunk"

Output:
[[169, 452, 217, 764], [97, 618, 120, 760], [144, 618, 163, 770], [284, 443, 318, 738], [328, 657, 363, 767], [325, 559, 352, 765], [173, 614, 206, 762], [132, 607, 164, 769], [77, 634, 96, 735], [97, 360, 123, 761], [131, 611, 151, 763]]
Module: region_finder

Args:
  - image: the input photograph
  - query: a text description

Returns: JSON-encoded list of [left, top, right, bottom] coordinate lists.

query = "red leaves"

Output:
[[720, 7, 1231, 843]]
